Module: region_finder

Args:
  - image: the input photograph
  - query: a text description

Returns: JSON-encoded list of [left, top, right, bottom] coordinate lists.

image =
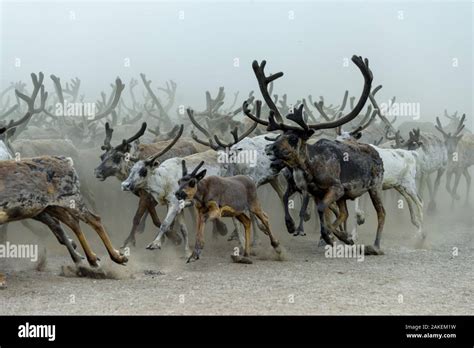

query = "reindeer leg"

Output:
[[445, 169, 453, 195], [145, 193, 161, 227], [187, 212, 206, 263], [137, 211, 148, 234], [226, 218, 240, 242], [79, 210, 128, 265], [47, 208, 100, 267], [122, 195, 148, 249], [315, 187, 342, 246], [451, 170, 462, 203], [463, 168, 471, 205], [250, 204, 281, 256], [283, 181, 297, 234], [329, 200, 353, 244], [269, 176, 285, 201], [418, 173, 426, 202], [33, 212, 84, 264], [396, 186, 425, 241], [249, 214, 260, 248], [147, 198, 181, 250], [176, 211, 191, 258], [433, 168, 445, 200], [295, 192, 310, 236], [231, 213, 253, 264], [366, 188, 385, 255], [425, 174, 437, 214]]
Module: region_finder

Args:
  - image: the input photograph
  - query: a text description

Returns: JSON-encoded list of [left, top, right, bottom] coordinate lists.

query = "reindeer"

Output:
[[435, 114, 474, 204], [94, 122, 200, 248], [244, 56, 388, 254], [175, 161, 282, 263], [332, 87, 424, 243], [0, 155, 127, 276], [390, 127, 447, 213], [187, 106, 293, 240], [121, 117, 259, 256]]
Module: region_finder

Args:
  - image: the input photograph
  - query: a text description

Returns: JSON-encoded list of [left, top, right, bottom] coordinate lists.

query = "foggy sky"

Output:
[[0, 0, 472, 127]]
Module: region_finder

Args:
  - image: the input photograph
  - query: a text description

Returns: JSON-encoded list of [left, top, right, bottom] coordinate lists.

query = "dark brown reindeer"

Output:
[[175, 161, 282, 264], [244, 56, 387, 254]]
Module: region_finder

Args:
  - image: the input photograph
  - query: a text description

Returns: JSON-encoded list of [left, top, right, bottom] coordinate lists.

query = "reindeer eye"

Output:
[[139, 167, 148, 177], [113, 153, 122, 164], [189, 179, 196, 188]]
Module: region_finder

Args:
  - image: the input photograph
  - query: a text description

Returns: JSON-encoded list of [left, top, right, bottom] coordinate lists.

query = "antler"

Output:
[[213, 117, 259, 149], [114, 122, 147, 151], [140, 73, 170, 124], [87, 78, 124, 123], [350, 107, 377, 136], [15, 72, 48, 114], [305, 56, 373, 131], [368, 85, 400, 139], [157, 80, 177, 112], [252, 61, 284, 122], [145, 124, 184, 165], [444, 109, 459, 121], [101, 122, 114, 151], [436, 114, 465, 138]]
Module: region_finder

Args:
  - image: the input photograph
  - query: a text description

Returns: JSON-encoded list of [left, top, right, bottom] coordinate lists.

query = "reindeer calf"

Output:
[[175, 161, 282, 263]]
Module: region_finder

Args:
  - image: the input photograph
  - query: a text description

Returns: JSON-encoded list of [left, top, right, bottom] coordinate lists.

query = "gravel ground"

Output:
[[1, 196, 472, 315]]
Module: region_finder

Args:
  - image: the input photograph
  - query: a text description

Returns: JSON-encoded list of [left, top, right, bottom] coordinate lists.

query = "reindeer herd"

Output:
[[0, 54, 472, 284]]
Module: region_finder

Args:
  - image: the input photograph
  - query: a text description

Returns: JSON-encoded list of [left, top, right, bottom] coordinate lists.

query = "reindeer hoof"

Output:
[[115, 251, 128, 265], [186, 249, 201, 263], [231, 255, 253, 264], [294, 229, 306, 237], [317, 238, 327, 248], [364, 245, 384, 255], [146, 241, 161, 250], [285, 219, 296, 234], [227, 230, 239, 242]]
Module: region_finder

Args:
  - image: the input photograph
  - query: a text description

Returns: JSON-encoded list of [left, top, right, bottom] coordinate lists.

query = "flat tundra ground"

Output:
[[1, 183, 473, 315]]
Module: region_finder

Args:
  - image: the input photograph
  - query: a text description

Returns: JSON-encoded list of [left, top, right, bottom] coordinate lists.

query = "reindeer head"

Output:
[[121, 125, 184, 191], [175, 160, 206, 201], [94, 122, 146, 181], [401, 128, 424, 150], [244, 55, 373, 173], [435, 114, 465, 156]]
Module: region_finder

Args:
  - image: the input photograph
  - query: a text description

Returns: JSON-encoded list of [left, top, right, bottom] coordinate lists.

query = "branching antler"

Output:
[[15, 72, 48, 114], [252, 61, 284, 122], [145, 124, 184, 165]]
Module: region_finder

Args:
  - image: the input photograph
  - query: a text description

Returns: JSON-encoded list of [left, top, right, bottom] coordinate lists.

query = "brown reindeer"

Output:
[[0, 156, 127, 276], [244, 56, 386, 254], [175, 161, 282, 264]]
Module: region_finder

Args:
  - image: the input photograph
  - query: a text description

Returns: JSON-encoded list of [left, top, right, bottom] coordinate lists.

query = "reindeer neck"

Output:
[[193, 181, 207, 207]]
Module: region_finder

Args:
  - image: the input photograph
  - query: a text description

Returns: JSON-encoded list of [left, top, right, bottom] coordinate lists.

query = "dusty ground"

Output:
[[0, 176, 473, 315]]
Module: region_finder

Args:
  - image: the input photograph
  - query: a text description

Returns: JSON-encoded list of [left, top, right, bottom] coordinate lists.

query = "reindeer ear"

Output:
[[196, 169, 207, 181]]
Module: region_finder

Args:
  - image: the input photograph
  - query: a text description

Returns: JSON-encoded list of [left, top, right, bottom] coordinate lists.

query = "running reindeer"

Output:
[[435, 114, 474, 204], [244, 55, 387, 255], [175, 160, 282, 263]]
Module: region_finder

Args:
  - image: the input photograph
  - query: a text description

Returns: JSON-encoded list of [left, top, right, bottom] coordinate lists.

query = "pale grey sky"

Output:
[[1, 0, 472, 126]]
